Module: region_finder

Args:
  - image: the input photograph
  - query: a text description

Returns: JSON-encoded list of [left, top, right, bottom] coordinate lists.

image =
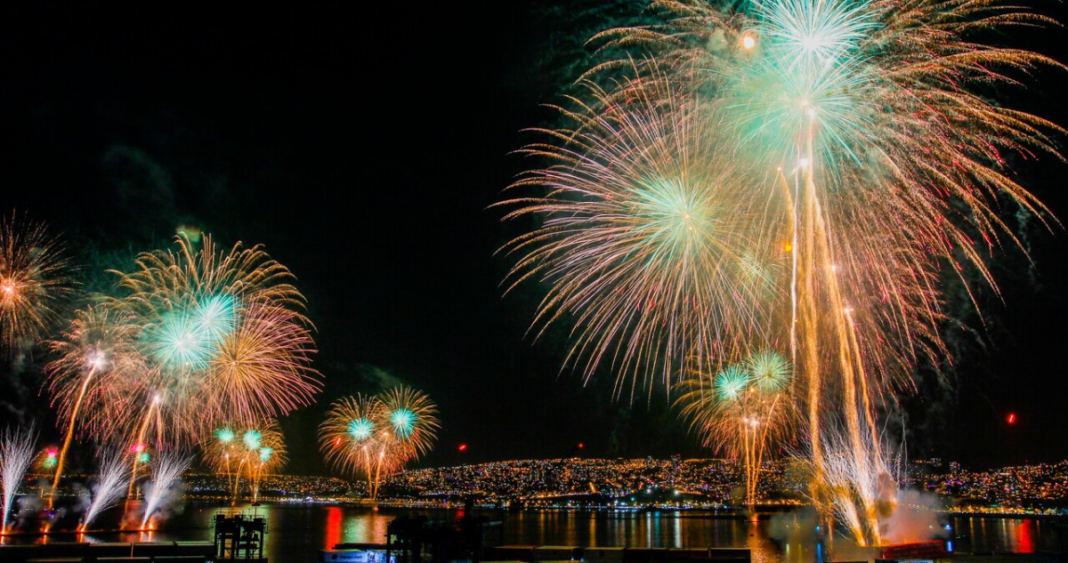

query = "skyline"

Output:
[[0, 1, 1066, 479]]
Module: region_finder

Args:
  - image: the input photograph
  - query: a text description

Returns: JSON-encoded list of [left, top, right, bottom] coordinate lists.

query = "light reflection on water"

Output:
[[959, 516, 1052, 554], [501, 511, 777, 558], [1, 502, 1060, 563]]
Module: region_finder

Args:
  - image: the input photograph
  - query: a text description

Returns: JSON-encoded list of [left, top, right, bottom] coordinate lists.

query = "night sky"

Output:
[[0, 3, 1066, 475]]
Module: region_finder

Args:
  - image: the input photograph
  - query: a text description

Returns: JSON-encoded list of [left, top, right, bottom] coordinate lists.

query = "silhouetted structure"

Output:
[[215, 512, 268, 561], [385, 506, 504, 563], [1037, 520, 1068, 563]]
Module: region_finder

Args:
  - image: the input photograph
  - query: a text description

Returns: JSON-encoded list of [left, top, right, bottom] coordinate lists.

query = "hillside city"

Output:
[[180, 457, 1068, 515]]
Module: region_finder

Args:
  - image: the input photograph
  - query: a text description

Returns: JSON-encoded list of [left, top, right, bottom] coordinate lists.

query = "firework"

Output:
[[677, 350, 795, 508], [45, 306, 148, 503], [497, 73, 782, 399], [506, 0, 1063, 545], [379, 386, 439, 460], [140, 452, 191, 530], [203, 421, 286, 503], [41, 447, 58, 471], [122, 395, 169, 502], [208, 426, 239, 494], [80, 450, 128, 531], [206, 302, 318, 423], [45, 234, 317, 506], [46, 306, 146, 438], [242, 430, 261, 451], [0, 427, 36, 532], [247, 436, 286, 504], [319, 395, 387, 483], [109, 234, 320, 444], [818, 425, 898, 545], [216, 428, 235, 444], [319, 388, 437, 500], [0, 212, 74, 352]]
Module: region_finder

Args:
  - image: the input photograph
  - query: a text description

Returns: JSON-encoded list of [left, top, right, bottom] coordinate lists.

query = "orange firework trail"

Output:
[[45, 307, 146, 505]]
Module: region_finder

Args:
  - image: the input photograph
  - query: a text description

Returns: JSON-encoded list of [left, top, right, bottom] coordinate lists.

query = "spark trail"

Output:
[[81, 451, 127, 531], [140, 453, 190, 530], [0, 427, 36, 533]]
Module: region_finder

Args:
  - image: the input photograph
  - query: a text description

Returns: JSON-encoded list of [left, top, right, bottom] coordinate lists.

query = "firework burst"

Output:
[[45, 305, 146, 504], [379, 386, 440, 460], [497, 73, 784, 399], [44, 234, 317, 503], [318, 394, 386, 479], [0, 212, 74, 352], [207, 302, 318, 423], [677, 350, 796, 508], [319, 388, 438, 500], [106, 234, 320, 444], [46, 306, 147, 449], [582, 0, 1064, 389], [319, 394, 410, 500]]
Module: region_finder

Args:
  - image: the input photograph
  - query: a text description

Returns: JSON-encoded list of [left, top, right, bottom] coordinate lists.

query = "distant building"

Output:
[[669, 454, 682, 485], [908, 459, 940, 477], [950, 461, 961, 475]]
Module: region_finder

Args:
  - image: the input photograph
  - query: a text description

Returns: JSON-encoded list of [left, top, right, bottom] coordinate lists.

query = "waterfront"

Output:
[[1, 502, 1061, 563]]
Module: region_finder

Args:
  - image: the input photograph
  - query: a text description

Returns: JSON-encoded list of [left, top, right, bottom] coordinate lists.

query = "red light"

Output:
[[458, 443, 468, 452], [1008, 413, 1016, 425], [334, 437, 342, 447], [131, 443, 146, 453], [577, 443, 584, 449], [46, 449, 58, 458]]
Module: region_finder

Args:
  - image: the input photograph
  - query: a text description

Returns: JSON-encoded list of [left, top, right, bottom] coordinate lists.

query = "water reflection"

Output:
[[0, 503, 1058, 562], [500, 510, 780, 563], [325, 506, 342, 550], [1016, 520, 1034, 553], [951, 516, 1053, 554]]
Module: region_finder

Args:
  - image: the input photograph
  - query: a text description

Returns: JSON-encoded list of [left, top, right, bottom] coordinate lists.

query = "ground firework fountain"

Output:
[[80, 451, 127, 531], [139, 453, 190, 530], [0, 427, 36, 533]]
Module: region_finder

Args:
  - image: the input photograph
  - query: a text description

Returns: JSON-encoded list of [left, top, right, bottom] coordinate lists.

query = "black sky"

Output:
[[0, 3, 1066, 475]]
